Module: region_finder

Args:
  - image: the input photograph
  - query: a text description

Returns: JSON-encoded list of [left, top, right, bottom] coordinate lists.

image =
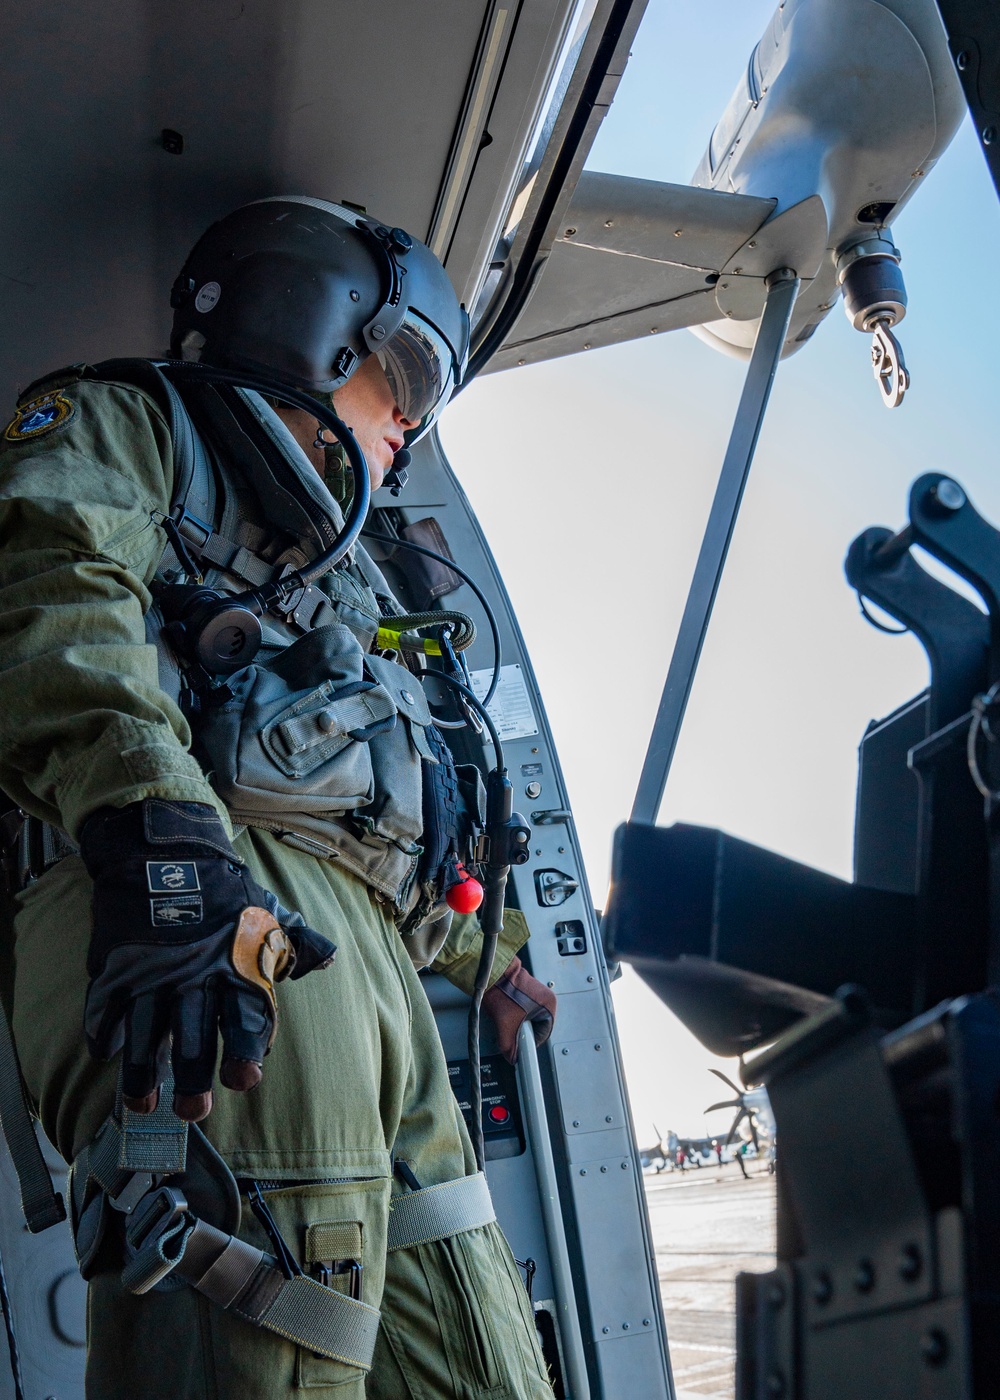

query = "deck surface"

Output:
[[644, 1162, 777, 1400]]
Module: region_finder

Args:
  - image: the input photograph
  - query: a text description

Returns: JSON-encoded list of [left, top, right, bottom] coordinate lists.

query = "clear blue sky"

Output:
[[441, 0, 1000, 1135]]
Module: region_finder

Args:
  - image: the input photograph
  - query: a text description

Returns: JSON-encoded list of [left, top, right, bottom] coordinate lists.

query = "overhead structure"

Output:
[[0, 0, 646, 405]]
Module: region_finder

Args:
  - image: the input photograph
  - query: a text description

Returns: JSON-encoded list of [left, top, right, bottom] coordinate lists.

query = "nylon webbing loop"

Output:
[[386, 1171, 495, 1252], [198, 534, 274, 587], [115, 1080, 189, 1175], [128, 1212, 381, 1369], [0, 1001, 65, 1232]]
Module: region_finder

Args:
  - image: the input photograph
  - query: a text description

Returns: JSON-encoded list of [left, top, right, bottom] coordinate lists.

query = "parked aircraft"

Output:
[[705, 1069, 776, 1161]]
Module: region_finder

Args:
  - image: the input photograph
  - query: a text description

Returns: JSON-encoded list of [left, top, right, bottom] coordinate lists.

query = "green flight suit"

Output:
[[0, 374, 552, 1398]]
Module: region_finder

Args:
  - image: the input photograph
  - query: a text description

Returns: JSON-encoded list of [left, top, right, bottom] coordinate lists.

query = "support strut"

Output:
[[630, 268, 800, 825]]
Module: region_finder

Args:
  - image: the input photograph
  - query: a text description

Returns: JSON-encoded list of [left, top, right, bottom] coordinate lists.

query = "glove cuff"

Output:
[[80, 799, 237, 874]]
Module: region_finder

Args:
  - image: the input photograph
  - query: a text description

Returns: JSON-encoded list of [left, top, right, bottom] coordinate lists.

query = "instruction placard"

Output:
[[468, 664, 539, 741]]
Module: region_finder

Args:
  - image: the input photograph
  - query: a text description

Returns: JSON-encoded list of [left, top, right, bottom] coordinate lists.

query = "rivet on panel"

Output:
[[921, 1329, 949, 1367]]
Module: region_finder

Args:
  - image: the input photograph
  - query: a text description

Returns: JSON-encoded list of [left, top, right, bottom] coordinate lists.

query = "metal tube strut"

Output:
[[517, 1024, 591, 1399], [630, 268, 800, 825]]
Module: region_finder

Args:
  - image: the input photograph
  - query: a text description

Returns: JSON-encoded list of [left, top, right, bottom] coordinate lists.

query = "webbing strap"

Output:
[[386, 1171, 495, 1253], [87, 359, 216, 531], [0, 1000, 65, 1232], [249, 1273, 381, 1369], [115, 1081, 189, 1175], [143, 1215, 382, 1369], [198, 533, 274, 587]]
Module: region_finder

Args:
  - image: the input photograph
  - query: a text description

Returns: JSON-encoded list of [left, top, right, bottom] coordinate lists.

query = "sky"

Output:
[[440, 0, 1000, 1138]]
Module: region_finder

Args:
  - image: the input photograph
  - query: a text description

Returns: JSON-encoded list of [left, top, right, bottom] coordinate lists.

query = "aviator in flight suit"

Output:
[[0, 370, 553, 1399]]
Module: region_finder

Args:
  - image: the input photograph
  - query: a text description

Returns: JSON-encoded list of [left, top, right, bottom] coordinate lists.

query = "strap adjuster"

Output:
[[108, 1170, 154, 1215], [125, 1185, 188, 1255]]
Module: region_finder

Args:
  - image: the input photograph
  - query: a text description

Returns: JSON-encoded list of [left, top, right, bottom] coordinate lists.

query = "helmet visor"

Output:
[[377, 312, 457, 440]]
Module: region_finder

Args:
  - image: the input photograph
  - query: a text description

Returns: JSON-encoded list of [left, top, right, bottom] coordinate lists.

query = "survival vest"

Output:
[[19, 358, 484, 950]]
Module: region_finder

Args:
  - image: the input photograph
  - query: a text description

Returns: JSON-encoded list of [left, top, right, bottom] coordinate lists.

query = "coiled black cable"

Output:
[[362, 531, 502, 707]]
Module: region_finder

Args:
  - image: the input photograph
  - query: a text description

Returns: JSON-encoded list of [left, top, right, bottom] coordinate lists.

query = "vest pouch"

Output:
[[358, 654, 435, 852], [195, 623, 397, 821]]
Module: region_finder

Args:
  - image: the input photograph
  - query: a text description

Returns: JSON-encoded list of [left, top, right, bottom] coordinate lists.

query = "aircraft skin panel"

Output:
[[437, 0, 588, 311], [487, 173, 777, 370], [486, 0, 964, 374], [0, 0, 602, 406]]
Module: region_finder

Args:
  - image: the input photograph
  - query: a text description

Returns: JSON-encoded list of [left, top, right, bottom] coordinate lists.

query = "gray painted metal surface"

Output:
[[486, 173, 776, 371], [0, 1129, 83, 1399], [516, 1023, 591, 1400], [492, 0, 964, 373], [0, 0, 588, 406]]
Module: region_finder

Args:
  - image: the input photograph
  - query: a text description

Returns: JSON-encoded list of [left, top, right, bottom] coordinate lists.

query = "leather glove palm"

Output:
[[483, 955, 556, 1064], [80, 799, 336, 1121]]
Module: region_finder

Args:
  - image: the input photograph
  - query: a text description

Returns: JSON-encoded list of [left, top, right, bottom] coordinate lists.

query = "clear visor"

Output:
[[376, 312, 457, 440]]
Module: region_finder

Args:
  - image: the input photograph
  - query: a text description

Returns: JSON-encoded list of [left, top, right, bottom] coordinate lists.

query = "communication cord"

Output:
[[423, 671, 507, 1173], [362, 530, 503, 706], [160, 360, 371, 599]]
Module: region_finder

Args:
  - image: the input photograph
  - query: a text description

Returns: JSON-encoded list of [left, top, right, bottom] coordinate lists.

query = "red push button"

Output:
[[488, 1105, 510, 1124]]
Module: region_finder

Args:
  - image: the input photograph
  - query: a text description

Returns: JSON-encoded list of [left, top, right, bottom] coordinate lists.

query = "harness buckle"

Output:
[[315, 1258, 363, 1300], [108, 1170, 155, 1215], [125, 1184, 189, 1255]]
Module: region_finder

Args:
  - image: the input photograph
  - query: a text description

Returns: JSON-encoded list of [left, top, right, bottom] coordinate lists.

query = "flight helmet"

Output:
[[169, 196, 469, 440]]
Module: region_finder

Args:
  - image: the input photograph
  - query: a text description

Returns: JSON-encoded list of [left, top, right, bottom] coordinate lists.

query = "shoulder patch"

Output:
[[3, 390, 76, 442]]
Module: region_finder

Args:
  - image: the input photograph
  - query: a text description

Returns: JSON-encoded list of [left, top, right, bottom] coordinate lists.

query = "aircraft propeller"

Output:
[[705, 1067, 761, 1150]]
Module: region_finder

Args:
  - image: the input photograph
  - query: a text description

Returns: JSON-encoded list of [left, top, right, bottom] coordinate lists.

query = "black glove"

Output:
[[80, 799, 336, 1122]]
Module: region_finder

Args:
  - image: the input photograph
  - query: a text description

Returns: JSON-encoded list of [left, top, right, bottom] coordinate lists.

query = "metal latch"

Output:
[[534, 868, 579, 907]]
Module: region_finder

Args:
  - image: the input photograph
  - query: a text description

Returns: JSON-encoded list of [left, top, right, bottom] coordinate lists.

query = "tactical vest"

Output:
[[73, 361, 483, 955]]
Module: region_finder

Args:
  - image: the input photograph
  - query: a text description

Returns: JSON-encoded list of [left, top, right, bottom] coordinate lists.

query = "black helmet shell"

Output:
[[170, 197, 469, 419]]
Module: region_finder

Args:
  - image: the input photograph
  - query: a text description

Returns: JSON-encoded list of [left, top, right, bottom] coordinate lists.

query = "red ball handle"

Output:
[[446, 865, 484, 914]]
